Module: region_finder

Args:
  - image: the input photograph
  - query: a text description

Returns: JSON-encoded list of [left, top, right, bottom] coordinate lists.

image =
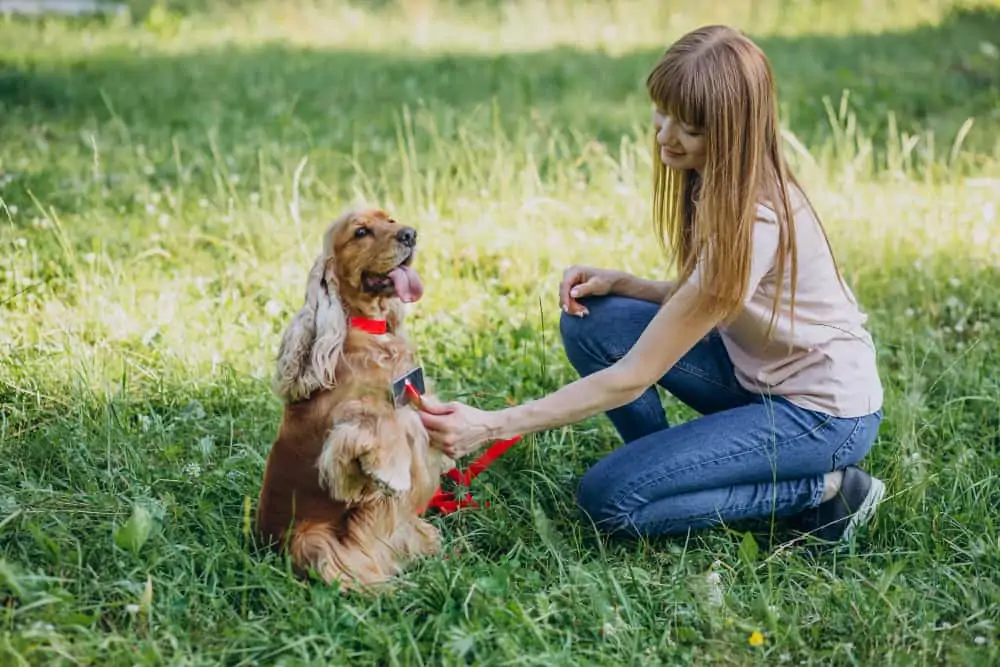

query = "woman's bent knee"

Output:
[[559, 299, 604, 373], [558, 297, 606, 348], [559, 295, 638, 371], [576, 465, 632, 535]]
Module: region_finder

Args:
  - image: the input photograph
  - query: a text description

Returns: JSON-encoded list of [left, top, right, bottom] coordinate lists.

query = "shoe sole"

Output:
[[840, 476, 885, 543]]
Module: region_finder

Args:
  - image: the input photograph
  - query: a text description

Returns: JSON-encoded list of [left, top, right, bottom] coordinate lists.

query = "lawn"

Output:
[[1, 0, 999, 664]]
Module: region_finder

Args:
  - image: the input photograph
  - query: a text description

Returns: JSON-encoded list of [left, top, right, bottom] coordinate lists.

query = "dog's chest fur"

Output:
[[338, 329, 420, 401]]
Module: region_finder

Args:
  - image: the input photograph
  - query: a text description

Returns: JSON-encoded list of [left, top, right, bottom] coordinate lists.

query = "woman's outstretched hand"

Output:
[[559, 265, 626, 317], [417, 395, 502, 459]]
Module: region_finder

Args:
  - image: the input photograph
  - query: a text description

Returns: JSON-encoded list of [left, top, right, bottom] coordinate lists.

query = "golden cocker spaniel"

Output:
[[255, 208, 453, 590]]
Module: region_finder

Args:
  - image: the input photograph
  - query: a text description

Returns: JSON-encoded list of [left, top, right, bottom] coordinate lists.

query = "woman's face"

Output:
[[653, 106, 707, 172]]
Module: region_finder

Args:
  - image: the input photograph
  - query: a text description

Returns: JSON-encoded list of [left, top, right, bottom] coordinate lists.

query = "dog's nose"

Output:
[[396, 226, 417, 248]]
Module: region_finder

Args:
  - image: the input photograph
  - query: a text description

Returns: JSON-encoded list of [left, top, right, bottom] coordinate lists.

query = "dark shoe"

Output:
[[798, 466, 885, 546]]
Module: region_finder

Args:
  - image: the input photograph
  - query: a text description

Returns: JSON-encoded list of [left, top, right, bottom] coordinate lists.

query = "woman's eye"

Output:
[[354, 227, 370, 238]]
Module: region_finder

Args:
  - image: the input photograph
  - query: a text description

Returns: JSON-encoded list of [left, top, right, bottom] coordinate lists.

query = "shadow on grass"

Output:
[[2, 5, 999, 206]]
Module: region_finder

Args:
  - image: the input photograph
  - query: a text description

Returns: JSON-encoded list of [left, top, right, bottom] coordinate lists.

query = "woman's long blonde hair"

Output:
[[647, 25, 838, 333]]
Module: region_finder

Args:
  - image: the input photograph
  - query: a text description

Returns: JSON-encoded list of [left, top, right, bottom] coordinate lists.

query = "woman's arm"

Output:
[[493, 281, 714, 438], [614, 274, 676, 303], [420, 281, 724, 455]]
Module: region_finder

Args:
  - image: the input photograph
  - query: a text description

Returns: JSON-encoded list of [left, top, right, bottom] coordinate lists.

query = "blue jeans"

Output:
[[560, 295, 882, 538]]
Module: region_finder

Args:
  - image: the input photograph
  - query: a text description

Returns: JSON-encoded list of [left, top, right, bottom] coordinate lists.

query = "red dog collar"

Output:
[[349, 316, 388, 335]]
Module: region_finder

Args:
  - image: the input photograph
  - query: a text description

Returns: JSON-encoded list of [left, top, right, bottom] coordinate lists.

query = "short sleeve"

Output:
[[686, 204, 779, 303], [745, 204, 779, 298]]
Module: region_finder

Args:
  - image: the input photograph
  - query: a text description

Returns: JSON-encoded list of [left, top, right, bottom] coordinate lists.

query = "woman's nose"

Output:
[[656, 119, 671, 144]]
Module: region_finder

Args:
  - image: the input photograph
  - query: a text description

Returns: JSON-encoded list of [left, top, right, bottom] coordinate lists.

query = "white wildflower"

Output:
[[705, 570, 724, 608]]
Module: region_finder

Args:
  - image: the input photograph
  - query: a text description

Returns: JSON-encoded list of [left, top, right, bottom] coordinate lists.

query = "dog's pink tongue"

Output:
[[388, 265, 424, 303]]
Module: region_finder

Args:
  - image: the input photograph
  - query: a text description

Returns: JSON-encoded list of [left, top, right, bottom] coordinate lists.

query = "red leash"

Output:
[[423, 434, 523, 514], [403, 382, 522, 515]]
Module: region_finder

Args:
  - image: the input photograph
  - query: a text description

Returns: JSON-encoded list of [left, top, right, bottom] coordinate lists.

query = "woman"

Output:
[[419, 25, 886, 545]]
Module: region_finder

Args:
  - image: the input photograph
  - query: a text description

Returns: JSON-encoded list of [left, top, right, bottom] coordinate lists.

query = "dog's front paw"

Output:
[[319, 420, 414, 502], [359, 450, 411, 496]]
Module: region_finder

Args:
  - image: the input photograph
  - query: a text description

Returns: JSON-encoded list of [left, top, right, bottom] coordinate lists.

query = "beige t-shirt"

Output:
[[688, 188, 883, 418]]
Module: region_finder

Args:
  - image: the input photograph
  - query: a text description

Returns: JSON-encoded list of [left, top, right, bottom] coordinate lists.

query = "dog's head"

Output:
[[325, 208, 423, 312], [273, 208, 424, 402]]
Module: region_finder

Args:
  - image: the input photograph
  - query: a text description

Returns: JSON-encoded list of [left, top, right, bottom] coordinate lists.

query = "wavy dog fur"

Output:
[[256, 208, 453, 591]]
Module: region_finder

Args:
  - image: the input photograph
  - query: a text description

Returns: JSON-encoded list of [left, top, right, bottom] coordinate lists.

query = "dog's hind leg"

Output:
[[290, 500, 412, 590], [397, 517, 442, 559], [290, 521, 395, 591]]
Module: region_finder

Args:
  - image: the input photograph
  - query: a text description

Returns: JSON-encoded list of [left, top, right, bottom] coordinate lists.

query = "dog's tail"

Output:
[[289, 519, 401, 590]]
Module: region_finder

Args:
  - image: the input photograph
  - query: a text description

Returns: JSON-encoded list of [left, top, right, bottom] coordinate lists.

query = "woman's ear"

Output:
[[274, 252, 347, 402]]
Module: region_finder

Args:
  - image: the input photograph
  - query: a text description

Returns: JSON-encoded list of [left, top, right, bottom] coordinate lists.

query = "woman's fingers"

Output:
[[567, 280, 596, 316], [418, 410, 449, 431], [419, 409, 462, 447], [560, 266, 590, 316], [417, 395, 457, 415], [558, 267, 581, 310]]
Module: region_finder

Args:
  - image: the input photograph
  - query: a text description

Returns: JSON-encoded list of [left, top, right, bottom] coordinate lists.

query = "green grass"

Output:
[[2, 0, 1000, 663]]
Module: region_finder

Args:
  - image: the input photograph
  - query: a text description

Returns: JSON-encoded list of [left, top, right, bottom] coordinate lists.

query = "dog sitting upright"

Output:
[[255, 208, 453, 590]]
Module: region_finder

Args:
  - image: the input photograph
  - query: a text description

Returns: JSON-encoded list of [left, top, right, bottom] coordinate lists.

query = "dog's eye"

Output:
[[354, 227, 370, 239]]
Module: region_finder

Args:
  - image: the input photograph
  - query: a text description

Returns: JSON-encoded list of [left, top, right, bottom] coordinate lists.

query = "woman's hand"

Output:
[[417, 396, 504, 459], [559, 265, 627, 316]]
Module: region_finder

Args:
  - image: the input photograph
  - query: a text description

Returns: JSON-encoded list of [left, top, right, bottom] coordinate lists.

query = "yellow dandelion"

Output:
[[748, 631, 765, 647]]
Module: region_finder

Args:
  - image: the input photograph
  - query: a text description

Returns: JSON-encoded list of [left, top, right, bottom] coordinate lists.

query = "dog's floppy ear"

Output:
[[274, 249, 347, 402]]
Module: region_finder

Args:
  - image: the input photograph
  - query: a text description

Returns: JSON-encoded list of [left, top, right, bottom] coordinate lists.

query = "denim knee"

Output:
[[576, 466, 632, 535], [559, 295, 617, 373], [558, 304, 589, 354]]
